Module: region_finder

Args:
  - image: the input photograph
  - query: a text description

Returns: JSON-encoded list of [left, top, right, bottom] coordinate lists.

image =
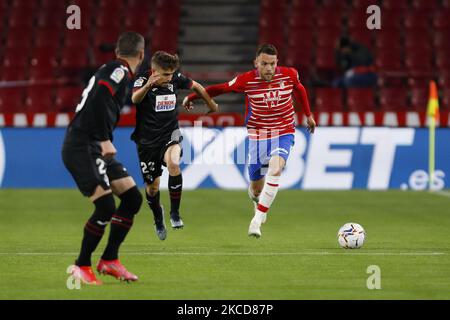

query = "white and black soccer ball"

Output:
[[337, 223, 366, 249]]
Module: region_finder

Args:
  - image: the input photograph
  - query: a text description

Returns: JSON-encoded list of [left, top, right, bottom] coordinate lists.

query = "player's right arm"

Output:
[[182, 73, 246, 110], [131, 72, 161, 104]]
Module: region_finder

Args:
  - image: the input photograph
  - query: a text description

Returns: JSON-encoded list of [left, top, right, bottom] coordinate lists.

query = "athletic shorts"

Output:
[[247, 134, 295, 181], [62, 140, 130, 197], [136, 138, 183, 184]]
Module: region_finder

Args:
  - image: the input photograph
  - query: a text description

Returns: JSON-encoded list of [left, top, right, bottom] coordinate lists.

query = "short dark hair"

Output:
[[256, 44, 278, 57], [151, 51, 180, 70], [116, 32, 145, 57]]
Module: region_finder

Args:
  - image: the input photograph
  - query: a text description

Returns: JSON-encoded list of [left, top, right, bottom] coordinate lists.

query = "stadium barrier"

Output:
[[0, 127, 448, 190]]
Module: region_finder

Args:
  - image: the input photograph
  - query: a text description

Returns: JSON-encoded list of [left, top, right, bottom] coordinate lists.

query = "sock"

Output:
[[146, 191, 163, 221], [102, 187, 142, 261], [255, 175, 280, 221], [168, 174, 183, 214], [76, 194, 115, 266]]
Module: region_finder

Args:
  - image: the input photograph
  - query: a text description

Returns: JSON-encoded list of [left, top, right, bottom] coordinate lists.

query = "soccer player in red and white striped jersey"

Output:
[[183, 44, 316, 238]]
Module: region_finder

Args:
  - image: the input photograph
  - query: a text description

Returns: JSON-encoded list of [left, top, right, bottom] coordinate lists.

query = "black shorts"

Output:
[[137, 139, 183, 184], [62, 140, 130, 197]]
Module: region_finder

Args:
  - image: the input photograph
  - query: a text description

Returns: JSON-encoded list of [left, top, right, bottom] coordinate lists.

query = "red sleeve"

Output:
[[289, 68, 312, 117], [187, 73, 247, 101]]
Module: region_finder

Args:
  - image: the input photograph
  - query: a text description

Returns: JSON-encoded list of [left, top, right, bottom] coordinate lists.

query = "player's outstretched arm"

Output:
[[183, 81, 219, 114], [293, 80, 316, 134]]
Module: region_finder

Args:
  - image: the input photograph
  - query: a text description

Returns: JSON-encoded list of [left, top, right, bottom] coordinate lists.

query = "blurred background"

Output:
[[0, 0, 449, 126]]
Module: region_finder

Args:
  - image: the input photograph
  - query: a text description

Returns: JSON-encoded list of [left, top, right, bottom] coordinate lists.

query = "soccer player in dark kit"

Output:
[[131, 51, 218, 240], [62, 32, 145, 285]]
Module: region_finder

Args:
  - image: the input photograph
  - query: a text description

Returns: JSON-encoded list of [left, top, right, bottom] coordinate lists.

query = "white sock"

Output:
[[255, 175, 280, 220]]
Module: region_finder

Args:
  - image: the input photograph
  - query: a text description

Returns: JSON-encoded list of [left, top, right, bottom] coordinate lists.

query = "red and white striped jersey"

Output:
[[187, 66, 312, 140]]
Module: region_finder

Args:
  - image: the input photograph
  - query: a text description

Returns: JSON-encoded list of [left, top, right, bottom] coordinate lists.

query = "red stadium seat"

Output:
[[0, 65, 27, 81], [35, 29, 62, 48], [317, 10, 342, 28], [435, 52, 450, 71], [41, 0, 67, 9], [5, 30, 33, 49], [0, 88, 25, 113], [9, 11, 35, 28], [442, 88, 450, 110], [56, 87, 83, 112], [285, 45, 313, 69], [322, 0, 348, 9], [410, 87, 429, 112], [28, 66, 55, 81], [64, 30, 91, 48], [347, 88, 376, 112], [25, 86, 55, 113], [381, 0, 409, 11], [404, 11, 431, 30], [433, 10, 450, 30], [124, 16, 152, 37], [99, 0, 126, 10], [314, 88, 344, 112], [60, 49, 89, 70], [404, 30, 431, 49], [379, 11, 403, 30], [347, 10, 369, 29], [411, 0, 439, 10], [36, 12, 67, 29], [287, 29, 314, 47], [93, 28, 121, 47], [96, 11, 123, 28], [11, 0, 39, 10], [315, 46, 337, 71], [379, 88, 409, 111], [405, 50, 433, 75], [291, 0, 316, 10], [3, 48, 29, 68], [288, 11, 315, 29], [30, 47, 59, 69], [316, 28, 341, 48], [373, 28, 402, 48], [353, 0, 379, 8]]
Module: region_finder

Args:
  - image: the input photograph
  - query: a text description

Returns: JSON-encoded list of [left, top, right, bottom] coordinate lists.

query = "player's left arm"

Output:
[[290, 68, 316, 134], [184, 81, 219, 114]]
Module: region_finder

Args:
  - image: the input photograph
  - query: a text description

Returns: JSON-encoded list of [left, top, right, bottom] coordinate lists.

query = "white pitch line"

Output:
[[0, 252, 445, 256], [428, 190, 450, 198]]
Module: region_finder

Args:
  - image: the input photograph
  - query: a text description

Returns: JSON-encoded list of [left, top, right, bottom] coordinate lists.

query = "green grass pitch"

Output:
[[0, 189, 449, 300]]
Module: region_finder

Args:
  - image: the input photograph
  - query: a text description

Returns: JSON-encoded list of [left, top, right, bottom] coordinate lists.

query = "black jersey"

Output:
[[131, 70, 193, 146], [65, 59, 133, 144]]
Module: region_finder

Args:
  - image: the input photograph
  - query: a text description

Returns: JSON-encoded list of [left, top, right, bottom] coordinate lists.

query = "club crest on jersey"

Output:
[[263, 90, 281, 108], [155, 94, 176, 112], [110, 67, 125, 84], [167, 84, 174, 92]]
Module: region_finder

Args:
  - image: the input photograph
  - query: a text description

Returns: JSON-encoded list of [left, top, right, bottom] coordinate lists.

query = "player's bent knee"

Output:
[[146, 185, 159, 197], [92, 193, 116, 222], [167, 162, 181, 175], [118, 186, 143, 216]]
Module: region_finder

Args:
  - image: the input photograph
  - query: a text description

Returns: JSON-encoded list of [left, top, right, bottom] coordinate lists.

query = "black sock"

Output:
[[102, 187, 142, 261], [76, 195, 115, 266], [146, 191, 163, 221], [169, 174, 183, 214]]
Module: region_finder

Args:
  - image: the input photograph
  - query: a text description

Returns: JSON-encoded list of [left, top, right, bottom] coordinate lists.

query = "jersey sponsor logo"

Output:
[[263, 90, 281, 108], [228, 77, 237, 87], [134, 78, 145, 88], [110, 67, 125, 84], [155, 94, 177, 112], [0, 131, 5, 187]]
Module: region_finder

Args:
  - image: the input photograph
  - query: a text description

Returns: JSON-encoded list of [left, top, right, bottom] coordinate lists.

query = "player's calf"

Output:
[[102, 186, 142, 261]]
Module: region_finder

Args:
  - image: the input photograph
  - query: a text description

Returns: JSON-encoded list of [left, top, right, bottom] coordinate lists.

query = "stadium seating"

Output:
[[379, 88, 409, 111], [0, 0, 181, 114], [314, 88, 344, 112], [347, 88, 376, 112]]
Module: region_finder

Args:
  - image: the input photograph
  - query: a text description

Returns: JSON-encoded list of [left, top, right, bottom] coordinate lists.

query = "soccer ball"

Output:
[[337, 223, 366, 249]]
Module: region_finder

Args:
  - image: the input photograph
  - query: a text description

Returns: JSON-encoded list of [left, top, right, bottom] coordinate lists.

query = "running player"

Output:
[[131, 51, 218, 240], [183, 44, 316, 238], [62, 32, 145, 285]]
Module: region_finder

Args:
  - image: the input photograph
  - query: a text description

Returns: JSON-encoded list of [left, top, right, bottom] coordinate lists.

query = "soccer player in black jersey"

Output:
[[132, 51, 218, 240], [62, 32, 145, 285]]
